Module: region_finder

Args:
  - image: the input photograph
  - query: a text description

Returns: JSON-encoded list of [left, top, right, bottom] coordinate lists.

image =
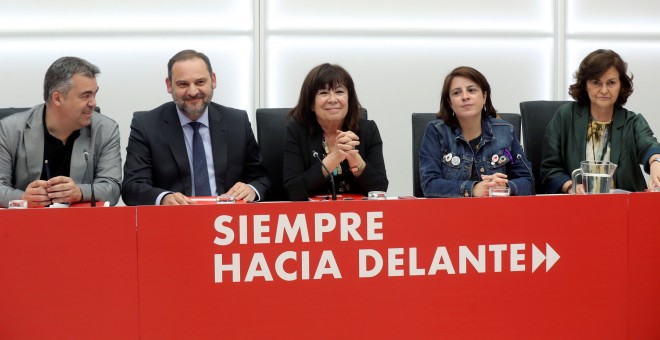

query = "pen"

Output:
[[44, 159, 52, 180]]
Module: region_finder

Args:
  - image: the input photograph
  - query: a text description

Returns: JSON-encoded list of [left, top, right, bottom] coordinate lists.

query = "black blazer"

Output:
[[122, 102, 270, 205], [283, 118, 388, 201]]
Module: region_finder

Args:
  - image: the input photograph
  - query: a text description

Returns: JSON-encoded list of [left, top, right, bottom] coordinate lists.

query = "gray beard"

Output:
[[175, 101, 209, 121]]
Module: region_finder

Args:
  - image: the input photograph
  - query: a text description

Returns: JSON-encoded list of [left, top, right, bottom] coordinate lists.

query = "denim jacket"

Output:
[[419, 117, 533, 197]]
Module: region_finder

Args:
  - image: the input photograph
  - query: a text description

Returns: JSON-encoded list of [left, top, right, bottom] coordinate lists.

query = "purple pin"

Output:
[[503, 148, 514, 164]]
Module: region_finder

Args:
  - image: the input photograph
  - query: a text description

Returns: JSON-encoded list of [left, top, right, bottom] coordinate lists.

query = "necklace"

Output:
[[321, 138, 342, 175], [587, 115, 612, 161], [468, 135, 481, 153]]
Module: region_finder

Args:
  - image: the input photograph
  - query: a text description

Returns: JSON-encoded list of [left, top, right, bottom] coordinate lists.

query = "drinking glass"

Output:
[[489, 187, 510, 197]]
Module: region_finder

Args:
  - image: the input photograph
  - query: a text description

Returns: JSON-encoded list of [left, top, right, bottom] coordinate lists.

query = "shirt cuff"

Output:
[[156, 191, 173, 205], [247, 184, 261, 202]]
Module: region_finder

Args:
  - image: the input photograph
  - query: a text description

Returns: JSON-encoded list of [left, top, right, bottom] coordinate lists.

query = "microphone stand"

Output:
[[84, 151, 96, 207], [517, 153, 535, 195], [313, 151, 337, 201]]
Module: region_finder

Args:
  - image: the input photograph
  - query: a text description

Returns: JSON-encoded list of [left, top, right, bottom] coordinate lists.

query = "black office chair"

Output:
[[519, 100, 572, 194], [499, 113, 522, 141], [255, 108, 291, 201], [0, 107, 30, 120], [256, 108, 367, 201], [0, 106, 101, 121], [411, 112, 523, 198], [411, 113, 438, 197]]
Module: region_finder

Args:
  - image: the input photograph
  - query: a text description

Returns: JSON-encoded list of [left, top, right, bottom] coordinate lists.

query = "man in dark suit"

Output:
[[122, 49, 270, 205]]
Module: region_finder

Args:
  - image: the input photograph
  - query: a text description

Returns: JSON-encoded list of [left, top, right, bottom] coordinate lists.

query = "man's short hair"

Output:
[[167, 49, 213, 80], [43, 56, 100, 102]]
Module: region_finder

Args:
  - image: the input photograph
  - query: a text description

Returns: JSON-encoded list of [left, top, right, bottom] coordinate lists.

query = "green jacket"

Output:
[[541, 102, 660, 193]]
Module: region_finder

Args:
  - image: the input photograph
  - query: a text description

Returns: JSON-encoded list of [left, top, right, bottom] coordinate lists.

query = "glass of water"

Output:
[[367, 191, 387, 200], [489, 187, 510, 197]]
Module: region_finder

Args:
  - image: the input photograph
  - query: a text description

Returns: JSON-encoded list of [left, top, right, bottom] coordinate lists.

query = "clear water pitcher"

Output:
[[571, 160, 617, 194]]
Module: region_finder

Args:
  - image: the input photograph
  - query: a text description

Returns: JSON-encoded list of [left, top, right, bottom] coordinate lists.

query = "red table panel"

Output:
[[137, 195, 628, 339], [628, 192, 660, 338], [0, 207, 139, 340]]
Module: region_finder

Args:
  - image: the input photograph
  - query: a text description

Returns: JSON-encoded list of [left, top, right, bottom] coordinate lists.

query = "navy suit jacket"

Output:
[[122, 102, 270, 205]]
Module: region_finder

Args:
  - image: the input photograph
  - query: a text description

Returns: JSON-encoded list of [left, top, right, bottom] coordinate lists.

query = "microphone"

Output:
[[312, 150, 337, 201], [84, 150, 96, 207], [517, 153, 535, 195]]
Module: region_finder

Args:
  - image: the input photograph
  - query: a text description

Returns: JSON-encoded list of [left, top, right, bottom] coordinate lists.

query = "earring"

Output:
[[452, 111, 455, 117], [483, 106, 487, 113]]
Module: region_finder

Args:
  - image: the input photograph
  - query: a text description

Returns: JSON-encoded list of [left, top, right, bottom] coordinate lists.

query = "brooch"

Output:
[[502, 148, 514, 164]]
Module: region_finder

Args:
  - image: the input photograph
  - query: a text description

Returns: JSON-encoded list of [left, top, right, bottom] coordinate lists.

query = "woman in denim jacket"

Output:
[[419, 66, 533, 197]]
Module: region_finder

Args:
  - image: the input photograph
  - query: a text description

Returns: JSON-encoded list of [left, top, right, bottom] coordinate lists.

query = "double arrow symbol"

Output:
[[531, 243, 560, 273]]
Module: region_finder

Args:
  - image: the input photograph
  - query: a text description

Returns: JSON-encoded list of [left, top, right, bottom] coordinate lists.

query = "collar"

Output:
[[42, 104, 82, 141], [480, 116, 495, 142], [456, 117, 494, 142], [576, 102, 626, 129], [176, 106, 210, 127]]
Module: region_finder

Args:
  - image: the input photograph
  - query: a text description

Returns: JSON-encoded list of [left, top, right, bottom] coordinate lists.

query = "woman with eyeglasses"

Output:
[[541, 49, 660, 194]]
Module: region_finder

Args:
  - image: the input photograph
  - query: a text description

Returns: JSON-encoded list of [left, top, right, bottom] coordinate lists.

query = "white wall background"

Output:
[[1, 0, 659, 199]]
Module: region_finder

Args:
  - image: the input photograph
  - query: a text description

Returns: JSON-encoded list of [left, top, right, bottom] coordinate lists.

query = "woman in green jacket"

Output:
[[541, 49, 660, 194]]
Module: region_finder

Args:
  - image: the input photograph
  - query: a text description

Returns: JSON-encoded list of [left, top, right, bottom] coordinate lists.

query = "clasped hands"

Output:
[[323, 130, 364, 175], [21, 176, 83, 207], [473, 173, 508, 197]]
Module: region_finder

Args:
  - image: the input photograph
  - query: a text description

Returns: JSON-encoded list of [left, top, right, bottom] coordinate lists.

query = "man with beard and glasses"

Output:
[[122, 49, 270, 205], [0, 56, 121, 208]]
